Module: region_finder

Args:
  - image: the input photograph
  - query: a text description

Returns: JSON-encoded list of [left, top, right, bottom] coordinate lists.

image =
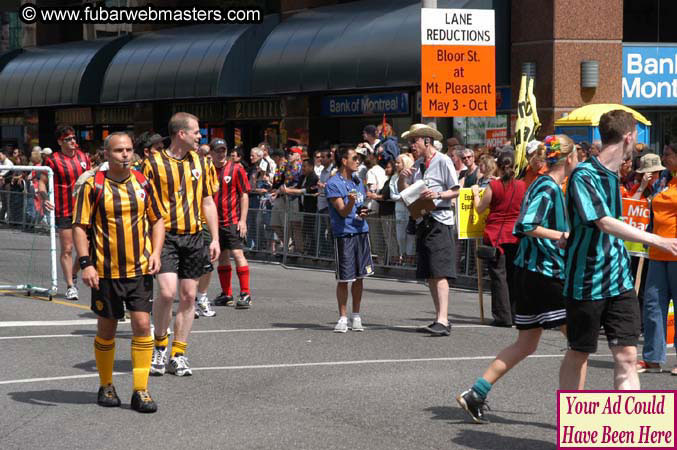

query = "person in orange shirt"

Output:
[[637, 145, 677, 375], [522, 141, 548, 188]]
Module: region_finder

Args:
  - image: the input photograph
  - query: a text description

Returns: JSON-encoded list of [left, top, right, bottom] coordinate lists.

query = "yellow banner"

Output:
[[456, 188, 489, 239], [513, 74, 540, 174]]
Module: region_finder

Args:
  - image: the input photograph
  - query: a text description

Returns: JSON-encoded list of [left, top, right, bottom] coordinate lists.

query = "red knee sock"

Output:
[[236, 266, 250, 294], [218, 265, 233, 296]]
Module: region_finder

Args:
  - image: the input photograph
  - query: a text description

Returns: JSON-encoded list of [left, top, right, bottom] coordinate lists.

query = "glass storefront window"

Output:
[[452, 115, 509, 149]]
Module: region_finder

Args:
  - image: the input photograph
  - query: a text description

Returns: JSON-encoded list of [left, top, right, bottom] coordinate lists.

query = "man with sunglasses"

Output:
[[39, 125, 91, 300], [459, 148, 480, 188], [399, 124, 460, 336], [325, 146, 373, 332], [210, 138, 252, 309]]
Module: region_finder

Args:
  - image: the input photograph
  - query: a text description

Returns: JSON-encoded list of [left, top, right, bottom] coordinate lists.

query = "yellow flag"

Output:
[[513, 74, 540, 173]]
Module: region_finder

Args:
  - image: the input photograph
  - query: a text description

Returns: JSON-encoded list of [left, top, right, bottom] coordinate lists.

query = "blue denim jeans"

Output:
[[642, 260, 677, 364]]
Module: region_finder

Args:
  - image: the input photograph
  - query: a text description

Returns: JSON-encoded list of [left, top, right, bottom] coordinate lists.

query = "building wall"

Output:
[[511, 0, 624, 135]]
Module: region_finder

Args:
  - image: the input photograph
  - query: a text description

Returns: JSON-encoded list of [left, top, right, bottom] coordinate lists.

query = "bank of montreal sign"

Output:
[[623, 45, 677, 106], [321, 92, 409, 116]]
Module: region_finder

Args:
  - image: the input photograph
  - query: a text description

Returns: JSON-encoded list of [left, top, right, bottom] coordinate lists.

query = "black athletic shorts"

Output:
[[91, 275, 153, 320], [55, 215, 73, 230], [415, 216, 456, 280], [160, 231, 207, 279], [219, 224, 244, 251], [514, 267, 566, 330], [334, 232, 373, 282], [565, 290, 641, 353]]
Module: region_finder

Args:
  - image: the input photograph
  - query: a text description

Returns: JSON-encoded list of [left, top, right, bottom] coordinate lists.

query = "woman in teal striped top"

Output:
[[456, 135, 578, 424]]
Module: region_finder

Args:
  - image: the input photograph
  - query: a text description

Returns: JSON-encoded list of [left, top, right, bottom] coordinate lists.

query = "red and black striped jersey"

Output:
[[214, 162, 250, 226], [43, 149, 91, 218]]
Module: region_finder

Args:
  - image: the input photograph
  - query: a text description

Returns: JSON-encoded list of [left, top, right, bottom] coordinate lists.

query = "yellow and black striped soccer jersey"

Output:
[[73, 171, 165, 279], [143, 149, 219, 234]]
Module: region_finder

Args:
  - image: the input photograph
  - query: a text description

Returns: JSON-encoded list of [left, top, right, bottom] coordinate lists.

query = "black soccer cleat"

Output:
[[213, 292, 234, 307], [97, 384, 121, 408], [131, 390, 157, 413], [456, 389, 490, 424]]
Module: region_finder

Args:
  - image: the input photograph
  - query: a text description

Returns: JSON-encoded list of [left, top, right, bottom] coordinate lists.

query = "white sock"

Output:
[[197, 292, 208, 301], [338, 316, 348, 323], [351, 313, 360, 321]]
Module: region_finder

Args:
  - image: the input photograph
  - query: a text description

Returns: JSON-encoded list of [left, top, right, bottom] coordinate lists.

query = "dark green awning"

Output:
[[100, 16, 278, 103], [0, 37, 130, 109]]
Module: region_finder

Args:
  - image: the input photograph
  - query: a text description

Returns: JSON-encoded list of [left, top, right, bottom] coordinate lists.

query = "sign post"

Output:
[[421, 8, 495, 117], [457, 187, 489, 322], [621, 197, 650, 295]]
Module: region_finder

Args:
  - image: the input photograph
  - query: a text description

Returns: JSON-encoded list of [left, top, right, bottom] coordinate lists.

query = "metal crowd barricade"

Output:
[[243, 194, 489, 289]]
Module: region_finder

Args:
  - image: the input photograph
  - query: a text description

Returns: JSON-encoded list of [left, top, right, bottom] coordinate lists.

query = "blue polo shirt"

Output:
[[325, 172, 369, 237]]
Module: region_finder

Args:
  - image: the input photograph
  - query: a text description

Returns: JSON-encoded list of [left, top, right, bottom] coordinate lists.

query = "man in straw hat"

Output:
[[399, 124, 460, 336]]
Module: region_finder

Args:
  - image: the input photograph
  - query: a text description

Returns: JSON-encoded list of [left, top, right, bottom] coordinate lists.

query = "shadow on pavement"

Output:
[[587, 359, 615, 369], [74, 359, 132, 373], [8, 389, 96, 406], [450, 429, 556, 450], [426, 405, 556, 431], [363, 288, 427, 296]]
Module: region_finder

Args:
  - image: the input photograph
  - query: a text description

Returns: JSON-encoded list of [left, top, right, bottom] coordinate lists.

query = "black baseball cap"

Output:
[[209, 138, 227, 150]]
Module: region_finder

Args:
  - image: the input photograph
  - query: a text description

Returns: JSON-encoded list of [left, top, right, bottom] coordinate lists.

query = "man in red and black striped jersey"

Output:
[[39, 125, 91, 300], [210, 138, 253, 309]]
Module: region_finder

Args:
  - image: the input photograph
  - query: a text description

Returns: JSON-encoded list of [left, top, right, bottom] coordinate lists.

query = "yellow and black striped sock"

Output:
[[154, 333, 168, 349], [131, 335, 154, 392], [94, 336, 115, 387], [170, 340, 187, 358]]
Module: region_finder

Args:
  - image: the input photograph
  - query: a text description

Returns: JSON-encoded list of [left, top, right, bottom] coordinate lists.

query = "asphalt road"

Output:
[[0, 228, 675, 449]]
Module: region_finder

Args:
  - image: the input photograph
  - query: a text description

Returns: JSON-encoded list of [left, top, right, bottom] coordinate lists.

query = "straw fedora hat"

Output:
[[636, 153, 666, 173], [401, 123, 443, 141]]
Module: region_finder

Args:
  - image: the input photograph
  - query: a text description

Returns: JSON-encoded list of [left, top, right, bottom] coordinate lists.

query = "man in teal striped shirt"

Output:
[[559, 110, 677, 390]]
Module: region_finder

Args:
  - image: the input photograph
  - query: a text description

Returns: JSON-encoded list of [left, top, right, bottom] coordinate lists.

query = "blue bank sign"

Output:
[[623, 46, 677, 106], [321, 92, 409, 116]]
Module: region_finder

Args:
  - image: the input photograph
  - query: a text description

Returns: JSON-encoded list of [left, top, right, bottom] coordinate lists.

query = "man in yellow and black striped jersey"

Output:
[[143, 112, 220, 377], [73, 132, 166, 413]]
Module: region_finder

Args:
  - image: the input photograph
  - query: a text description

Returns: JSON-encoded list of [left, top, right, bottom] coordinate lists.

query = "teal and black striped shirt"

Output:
[[513, 175, 568, 279], [564, 157, 634, 300]]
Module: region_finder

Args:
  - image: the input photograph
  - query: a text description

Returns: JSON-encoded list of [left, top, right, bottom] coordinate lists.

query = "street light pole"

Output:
[[422, 0, 437, 130]]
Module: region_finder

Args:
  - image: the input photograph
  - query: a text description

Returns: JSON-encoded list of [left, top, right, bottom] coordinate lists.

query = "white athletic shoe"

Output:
[[150, 346, 168, 376], [350, 317, 364, 332], [167, 354, 192, 377], [64, 286, 78, 301], [333, 318, 349, 333], [196, 296, 216, 317]]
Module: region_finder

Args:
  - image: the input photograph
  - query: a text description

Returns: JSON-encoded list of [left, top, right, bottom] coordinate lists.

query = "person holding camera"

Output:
[[325, 146, 373, 333], [398, 124, 460, 337]]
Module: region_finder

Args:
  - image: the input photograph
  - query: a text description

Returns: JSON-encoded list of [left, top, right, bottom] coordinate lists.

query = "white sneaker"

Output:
[[333, 318, 349, 333], [196, 296, 216, 317], [167, 354, 192, 377], [65, 286, 78, 301], [350, 317, 364, 332], [150, 346, 168, 376]]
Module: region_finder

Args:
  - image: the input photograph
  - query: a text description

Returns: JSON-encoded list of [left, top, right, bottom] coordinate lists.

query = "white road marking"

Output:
[[0, 319, 102, 327], [192, 327, 299, 334], [0, 324, 495, 340], [0, 353, 611, 386]]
